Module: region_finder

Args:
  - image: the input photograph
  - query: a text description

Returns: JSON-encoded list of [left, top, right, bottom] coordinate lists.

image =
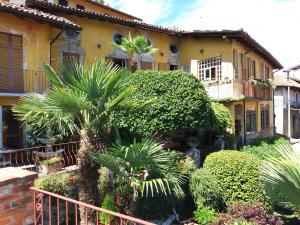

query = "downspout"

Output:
[[287, 71, 291, 139], [273, 88, 275, 136]]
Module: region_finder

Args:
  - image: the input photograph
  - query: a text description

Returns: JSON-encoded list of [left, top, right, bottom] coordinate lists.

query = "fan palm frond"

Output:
[[89, 139, 187, 198], [260, 144, 300, 209]]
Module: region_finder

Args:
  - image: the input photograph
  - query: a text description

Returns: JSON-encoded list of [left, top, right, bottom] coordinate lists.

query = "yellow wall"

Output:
[[50, 15, 178, 71], [0, 12, 52, 105], [179, 37, 233, 65]]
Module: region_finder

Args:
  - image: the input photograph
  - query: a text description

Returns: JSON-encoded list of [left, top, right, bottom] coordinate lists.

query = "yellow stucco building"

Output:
[[0, 0, 282, 149]]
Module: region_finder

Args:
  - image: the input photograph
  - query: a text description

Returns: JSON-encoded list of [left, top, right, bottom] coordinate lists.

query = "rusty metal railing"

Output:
[[31, 187, 156, 225], [0, 139, 102, 171]]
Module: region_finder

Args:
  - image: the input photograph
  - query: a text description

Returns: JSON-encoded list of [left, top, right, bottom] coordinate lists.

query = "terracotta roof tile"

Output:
[[26, 0, 180, 34], [0, 1, 81, 30]]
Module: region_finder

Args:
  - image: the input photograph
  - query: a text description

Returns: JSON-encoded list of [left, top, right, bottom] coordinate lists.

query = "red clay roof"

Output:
[[0, 1, 81, 30], [26, 0, 179, 34], [86, 0, 142, 21]]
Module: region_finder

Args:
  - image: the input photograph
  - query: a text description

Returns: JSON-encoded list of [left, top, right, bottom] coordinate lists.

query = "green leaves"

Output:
[[260, 145, 300, 209], [113, 33, 159, 58], [204, 151, 268, 206], [13, 59, 133, 137], [111, 70, 213, 136], [89, 139, 187, 198]]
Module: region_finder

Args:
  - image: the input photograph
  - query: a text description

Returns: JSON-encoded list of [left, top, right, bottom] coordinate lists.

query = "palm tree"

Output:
[[13, 59, 135, 222], [260, 144, 300, 210], [113, 33, 159, 71], [89, 138, 187, 213]]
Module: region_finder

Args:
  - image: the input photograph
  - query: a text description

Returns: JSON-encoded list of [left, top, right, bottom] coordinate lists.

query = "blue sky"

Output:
[[105, 0, 300, 69]]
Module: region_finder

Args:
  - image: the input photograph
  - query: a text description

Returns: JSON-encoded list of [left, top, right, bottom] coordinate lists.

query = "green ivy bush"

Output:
[[211, 102, 232, 133], [193, 204, 217, 225], [190, 168, 225, 211], [111, 70, 214, 136], [34, 171, 78, 197], [241, 136, 290, 160], [204, 151, 268, 206]]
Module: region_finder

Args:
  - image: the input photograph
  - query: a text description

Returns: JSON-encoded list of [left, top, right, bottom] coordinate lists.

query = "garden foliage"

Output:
[[100, 194, 116, 224], [193, 204, 217, 225], [111, 70, 215, 136], [34, 172, 77, 196], [212, 202, 283, 225], [211, 102, 232, 133], [190, 168, 225, 211], [241, 136, 289, 160], [204, 151, 268, 205]]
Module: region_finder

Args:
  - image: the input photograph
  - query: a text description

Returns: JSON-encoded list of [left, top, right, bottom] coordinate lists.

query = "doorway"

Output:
[[2, 106, 24, 149]]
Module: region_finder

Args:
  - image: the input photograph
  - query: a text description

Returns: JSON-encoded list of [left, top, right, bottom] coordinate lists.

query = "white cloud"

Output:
[[171, 0, 300, 69], [106, 0, 172, 24]]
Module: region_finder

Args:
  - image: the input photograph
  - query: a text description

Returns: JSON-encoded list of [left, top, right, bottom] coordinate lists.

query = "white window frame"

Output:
[[198, 57, 222, 81]]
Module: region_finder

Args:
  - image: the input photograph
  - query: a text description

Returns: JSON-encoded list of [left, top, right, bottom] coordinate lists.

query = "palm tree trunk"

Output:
[[77, 129, 100, 224]]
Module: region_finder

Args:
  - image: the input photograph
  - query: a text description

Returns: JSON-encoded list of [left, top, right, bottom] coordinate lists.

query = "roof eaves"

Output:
[[0, 1, 81, 31], [26, 0, 179, 34]]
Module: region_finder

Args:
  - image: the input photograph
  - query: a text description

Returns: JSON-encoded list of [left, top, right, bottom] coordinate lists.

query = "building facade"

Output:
[[274, 66, 300, 139], [0, 0, 282, 149]]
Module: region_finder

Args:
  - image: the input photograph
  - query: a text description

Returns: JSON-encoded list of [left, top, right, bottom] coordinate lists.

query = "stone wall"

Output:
[[0, 167, 37, 225]]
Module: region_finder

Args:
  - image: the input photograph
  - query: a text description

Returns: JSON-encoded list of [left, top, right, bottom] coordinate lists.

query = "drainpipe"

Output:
[[273, 89, 275, 136], [286, 70, 291, 138]]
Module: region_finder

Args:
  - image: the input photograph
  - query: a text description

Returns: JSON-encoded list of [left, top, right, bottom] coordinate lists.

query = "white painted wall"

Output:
[[190, 60, 198, 78], [274, 93, 284, 135]]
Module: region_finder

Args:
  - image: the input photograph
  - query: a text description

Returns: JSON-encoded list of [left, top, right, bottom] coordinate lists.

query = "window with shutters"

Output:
[[247, 59, 256, 79], [233, 49, 240, 81], [0, 32, 23, 93], [241, 53, 247, 80], [261, 104, 270, 129], [198, 57, 222, 81], [246, 110, 256, 132], [260, 62, 265, 79]]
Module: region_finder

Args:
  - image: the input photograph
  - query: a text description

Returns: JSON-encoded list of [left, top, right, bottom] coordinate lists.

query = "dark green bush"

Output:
[[241, 136, 290, 160], [34, 171, 77, 196], [193, 204, 217, 225], [204, 151, 268, 206], [190, 168, 225, 211], [111, 70, 214, 136]]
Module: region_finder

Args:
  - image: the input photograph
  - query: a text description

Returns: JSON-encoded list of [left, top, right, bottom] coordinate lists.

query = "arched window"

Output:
[[169, 44, 178, 54]]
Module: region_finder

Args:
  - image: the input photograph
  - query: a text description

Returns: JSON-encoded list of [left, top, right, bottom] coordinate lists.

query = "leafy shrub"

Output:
[[229, 221, 257, 225], [100, 194, 116, 224], [211, 102, 232, 133], [241, 136, 289, 160], [40, 156, 61, 166], [190, 168, 225, 211], [193, 204, 217, 225], [204, 151, 268, 205], [212, 202, 283, 225], [34, 171, 77, 196], [111, 70, 214, 136]]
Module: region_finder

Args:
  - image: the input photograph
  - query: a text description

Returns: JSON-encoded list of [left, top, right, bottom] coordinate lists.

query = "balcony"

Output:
[[243, 80, 273, 100], [291, 101, 300, 109], [0, 70, 49, 94], [205, 81, 234, 99]]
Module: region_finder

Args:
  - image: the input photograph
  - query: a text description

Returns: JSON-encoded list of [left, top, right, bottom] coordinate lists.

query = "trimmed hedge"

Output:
[[111, 70, 214, 136], [204, 151, 268, 206]]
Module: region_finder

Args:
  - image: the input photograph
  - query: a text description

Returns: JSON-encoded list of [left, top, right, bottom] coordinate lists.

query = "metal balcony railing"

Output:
[[243, 80, 273, 100]]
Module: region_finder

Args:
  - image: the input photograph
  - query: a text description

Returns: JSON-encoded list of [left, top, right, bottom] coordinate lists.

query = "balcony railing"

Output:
[[0, 70, 49, 94], [205, 82, 234, 99], [291, 101, 300, 109], [243, 80, 273, 100]]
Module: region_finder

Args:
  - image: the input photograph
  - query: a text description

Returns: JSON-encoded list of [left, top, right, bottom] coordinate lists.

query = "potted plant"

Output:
[[40, 156, 62, 173]]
